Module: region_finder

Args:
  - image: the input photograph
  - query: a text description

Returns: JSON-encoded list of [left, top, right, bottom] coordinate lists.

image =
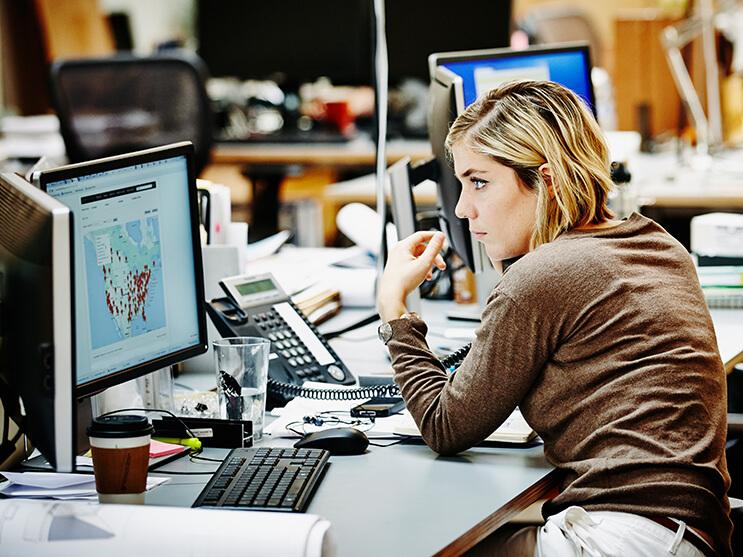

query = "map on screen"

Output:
[[85, 215, 166, 349]]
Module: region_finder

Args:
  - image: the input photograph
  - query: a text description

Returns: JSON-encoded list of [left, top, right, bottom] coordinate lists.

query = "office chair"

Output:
[[50, 50, 213, 175]]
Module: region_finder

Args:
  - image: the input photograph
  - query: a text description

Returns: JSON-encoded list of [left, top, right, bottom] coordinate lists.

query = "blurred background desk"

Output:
[[630, 150, 743, 250], [203, 137, 432, 244]]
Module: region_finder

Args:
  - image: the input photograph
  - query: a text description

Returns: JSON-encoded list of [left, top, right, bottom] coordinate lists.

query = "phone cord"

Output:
[[267, 379, 400, 401]]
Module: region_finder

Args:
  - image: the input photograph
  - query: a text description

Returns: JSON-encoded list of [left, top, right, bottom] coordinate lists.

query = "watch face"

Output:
[[378, 322, 393, 344]]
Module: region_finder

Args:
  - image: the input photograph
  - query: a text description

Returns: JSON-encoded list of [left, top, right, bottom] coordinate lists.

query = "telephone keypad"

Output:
[[254, 308, 329, 383]]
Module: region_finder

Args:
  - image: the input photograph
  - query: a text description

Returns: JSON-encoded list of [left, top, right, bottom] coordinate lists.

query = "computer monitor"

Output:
[[0, 173, 75, 472], [197, 0, 373, 88], [385, 0, 512, 85], [196, 0, 512, 88], [427, 43, 596, 272], [37, 142, 208, 399]]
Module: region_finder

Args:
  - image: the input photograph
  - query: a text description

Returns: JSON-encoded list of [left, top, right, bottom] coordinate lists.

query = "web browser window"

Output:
[[45, 155, 201, 386]]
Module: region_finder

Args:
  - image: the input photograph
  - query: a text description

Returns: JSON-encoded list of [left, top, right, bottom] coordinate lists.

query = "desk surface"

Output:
[[631, 151, 743, 209], [710, 308, 743, 373], [147, 442, 556, 557], [212, 137, 432, 167], [166, 298, 556, 556]]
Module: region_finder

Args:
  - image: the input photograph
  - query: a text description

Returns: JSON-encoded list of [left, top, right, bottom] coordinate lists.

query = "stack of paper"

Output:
[[0, 472, 168, 500]]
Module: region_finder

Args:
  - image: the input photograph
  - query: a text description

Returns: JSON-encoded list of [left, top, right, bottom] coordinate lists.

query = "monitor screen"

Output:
[[385, 0, 512, 85], [197, 0, 373, 87], [434, 44, 595, 114], [39, 143, 207, 397]]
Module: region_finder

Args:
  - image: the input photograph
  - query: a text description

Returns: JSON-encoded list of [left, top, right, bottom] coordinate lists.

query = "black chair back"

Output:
[[50, 51, 213, 175]]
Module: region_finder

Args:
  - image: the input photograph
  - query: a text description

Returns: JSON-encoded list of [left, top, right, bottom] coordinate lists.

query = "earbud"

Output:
[[303, 415, 324, 426]]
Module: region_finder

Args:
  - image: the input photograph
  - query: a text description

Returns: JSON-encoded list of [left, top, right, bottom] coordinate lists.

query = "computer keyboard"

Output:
[[193, 447, 330, 512]]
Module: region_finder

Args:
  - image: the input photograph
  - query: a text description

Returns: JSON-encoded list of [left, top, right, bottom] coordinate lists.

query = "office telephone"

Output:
[[206, 272, 471, 403]]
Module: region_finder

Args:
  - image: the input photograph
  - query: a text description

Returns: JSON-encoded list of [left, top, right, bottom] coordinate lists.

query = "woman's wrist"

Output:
[[378, 300, 408, 323]]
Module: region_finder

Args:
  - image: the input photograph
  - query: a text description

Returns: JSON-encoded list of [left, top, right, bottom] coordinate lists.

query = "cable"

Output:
[[372, 0, 389, 295], [266, 343, 470, 400], [98, 407, 198, 440], [439, 343, 471, 371], [322, 312, 380, 339], [268, 378, 400, 401]]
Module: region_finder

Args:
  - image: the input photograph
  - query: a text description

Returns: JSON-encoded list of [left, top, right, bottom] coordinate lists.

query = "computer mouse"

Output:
[[294, 427, 369, 455]]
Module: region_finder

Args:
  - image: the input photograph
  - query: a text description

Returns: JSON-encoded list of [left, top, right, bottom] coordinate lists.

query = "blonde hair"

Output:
[[445, 80, 614, 249]]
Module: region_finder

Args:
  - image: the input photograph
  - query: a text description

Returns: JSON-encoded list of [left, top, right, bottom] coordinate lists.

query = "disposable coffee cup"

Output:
[[87, 415, 153, 504]]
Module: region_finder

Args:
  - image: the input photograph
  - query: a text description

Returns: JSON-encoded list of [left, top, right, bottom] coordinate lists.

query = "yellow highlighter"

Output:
[[153, 436, 202, 451]]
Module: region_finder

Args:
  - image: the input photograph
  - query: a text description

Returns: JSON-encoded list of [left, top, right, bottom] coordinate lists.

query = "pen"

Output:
[[153, 436, 202, 451]]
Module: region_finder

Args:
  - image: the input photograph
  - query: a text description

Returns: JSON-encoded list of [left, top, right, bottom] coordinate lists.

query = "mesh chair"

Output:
[[50, 50, 213, 174]]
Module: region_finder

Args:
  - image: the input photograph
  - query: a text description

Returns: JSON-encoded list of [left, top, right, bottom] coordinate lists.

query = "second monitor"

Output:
[[36, 142, 208, 399]]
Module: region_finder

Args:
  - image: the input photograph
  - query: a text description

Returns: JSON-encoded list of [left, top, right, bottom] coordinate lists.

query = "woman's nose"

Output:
[[455, 191, 475, 220]]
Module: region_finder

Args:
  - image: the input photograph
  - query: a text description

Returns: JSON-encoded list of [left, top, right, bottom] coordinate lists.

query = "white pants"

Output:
[[467, 506, 709, 557], [536, 507, 706, 557]]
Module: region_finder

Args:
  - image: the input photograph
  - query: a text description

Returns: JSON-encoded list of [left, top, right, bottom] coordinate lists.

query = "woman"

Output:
[[377, 80, 732, 556]]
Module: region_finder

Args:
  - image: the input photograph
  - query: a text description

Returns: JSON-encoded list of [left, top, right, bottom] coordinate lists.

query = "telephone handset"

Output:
[[206, 272, 472, 403]]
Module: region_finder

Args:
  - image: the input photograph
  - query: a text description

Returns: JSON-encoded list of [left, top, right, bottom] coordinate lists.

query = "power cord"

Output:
[[97, 407, 222, 474]]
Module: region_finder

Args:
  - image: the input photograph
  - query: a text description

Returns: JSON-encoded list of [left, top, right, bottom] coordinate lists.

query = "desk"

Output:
[[204, 138, 432, 243], [211, 137, 432, 168], [628, 151, 743, 249], [147, 443, 557, 556], [162, 298, 557, 556]]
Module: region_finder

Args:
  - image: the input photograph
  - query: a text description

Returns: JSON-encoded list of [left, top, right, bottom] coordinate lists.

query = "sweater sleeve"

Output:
[[387, 291, 556, 455]]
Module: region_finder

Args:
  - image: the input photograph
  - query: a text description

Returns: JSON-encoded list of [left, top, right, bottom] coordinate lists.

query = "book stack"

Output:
[[293, 285, 342, 325], [697, 266, 743, 309]]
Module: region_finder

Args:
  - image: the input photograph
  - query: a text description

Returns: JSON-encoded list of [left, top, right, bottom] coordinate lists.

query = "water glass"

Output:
[[213, 337, 270, 442]]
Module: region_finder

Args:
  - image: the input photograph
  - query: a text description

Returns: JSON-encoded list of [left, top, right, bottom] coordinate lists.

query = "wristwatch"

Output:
[[378, 312, 418, 345]]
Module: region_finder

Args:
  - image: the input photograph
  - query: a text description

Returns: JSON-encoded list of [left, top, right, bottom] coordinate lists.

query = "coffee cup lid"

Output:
[[87, 415, 153, 438]]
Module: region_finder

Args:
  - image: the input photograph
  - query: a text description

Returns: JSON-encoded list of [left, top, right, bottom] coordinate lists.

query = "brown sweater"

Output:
[[387, 213, 732, 555]]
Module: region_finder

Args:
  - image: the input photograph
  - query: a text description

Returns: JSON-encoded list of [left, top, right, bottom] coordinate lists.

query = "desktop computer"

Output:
[[0, 142, 208, 472], [2, 143, 334, 514]]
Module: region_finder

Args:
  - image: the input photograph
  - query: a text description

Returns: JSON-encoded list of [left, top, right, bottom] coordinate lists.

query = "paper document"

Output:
[[0, 472, 169, 500], [392, 408, 537, 444], [0, 499, 334, 557], [265, 387, 536, 443]]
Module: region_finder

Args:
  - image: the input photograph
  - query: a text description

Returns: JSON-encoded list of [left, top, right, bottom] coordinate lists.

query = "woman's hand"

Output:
[[377, 231, 446, 322]]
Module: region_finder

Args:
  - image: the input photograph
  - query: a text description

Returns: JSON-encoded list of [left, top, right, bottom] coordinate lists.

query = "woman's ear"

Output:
[[539, 163, 555, 198]]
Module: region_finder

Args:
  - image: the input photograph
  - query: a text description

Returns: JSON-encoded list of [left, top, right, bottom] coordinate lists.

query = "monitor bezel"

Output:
[[0, 172, 76, 471], [36, 142, 208, 399], [428, 42, 597, 117]]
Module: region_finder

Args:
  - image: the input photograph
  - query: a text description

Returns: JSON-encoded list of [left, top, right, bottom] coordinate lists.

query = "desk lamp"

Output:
[[661, 0, 739, 161]]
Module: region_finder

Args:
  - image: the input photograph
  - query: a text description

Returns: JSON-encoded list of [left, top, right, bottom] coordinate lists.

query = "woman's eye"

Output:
[[471, 178, 487, 190]]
